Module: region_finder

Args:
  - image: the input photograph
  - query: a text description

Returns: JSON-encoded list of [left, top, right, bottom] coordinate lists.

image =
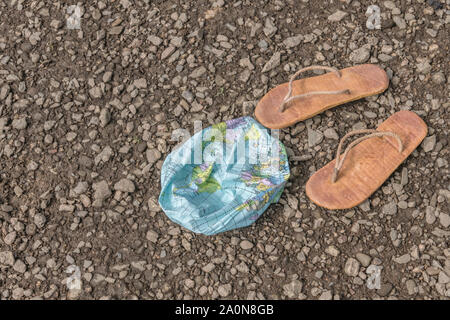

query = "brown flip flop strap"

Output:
[[331, 129, 403, 183], [279, 65, 351, 113]]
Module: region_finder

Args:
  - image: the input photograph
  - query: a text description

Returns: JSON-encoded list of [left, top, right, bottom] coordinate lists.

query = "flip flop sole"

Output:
[[305, 110, 427, 210], [255, 64, 389, 129]]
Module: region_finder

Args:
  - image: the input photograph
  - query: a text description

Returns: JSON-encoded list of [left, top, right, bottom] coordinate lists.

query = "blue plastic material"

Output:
[[159, 117, 290, 235]]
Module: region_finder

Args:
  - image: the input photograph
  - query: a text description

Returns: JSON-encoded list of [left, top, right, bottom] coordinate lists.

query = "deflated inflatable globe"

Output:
[[159, 117, 290, 235]]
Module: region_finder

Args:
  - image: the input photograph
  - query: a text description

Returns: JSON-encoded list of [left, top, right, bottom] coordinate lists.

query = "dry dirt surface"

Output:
[[0, 0, 449, 300]]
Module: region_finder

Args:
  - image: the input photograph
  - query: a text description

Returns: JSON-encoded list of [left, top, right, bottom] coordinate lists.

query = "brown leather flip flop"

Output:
[[305, 110, 427, 210], [255, 64, 389, 129]]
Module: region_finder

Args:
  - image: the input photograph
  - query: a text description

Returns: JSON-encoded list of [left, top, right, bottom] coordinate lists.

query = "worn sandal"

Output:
[[305, 110, 427, 210], [255, 64, 389, 129]]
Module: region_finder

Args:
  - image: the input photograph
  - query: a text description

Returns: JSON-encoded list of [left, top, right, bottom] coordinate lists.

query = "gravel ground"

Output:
[[0, 0, 449, 300]]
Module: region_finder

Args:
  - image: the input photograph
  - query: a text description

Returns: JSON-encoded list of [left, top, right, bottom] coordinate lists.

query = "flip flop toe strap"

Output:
[[331, 129, 403, 183], [279, 65, 351, 113]]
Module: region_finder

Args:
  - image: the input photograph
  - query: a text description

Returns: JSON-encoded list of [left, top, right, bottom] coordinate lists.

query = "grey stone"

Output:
[[240, 240, 254, 250], [239, 69, 251, 83], [308, 128, 323, 147], [342, 111, 358, 121], [426, 206, 436, 224], [398, 201, 408, 209], [148, 35, 162, 46], [393, 16, 406, 29], [99, 109, 111, 127], [383, 1, 396, 9], [359, 200, 371, 212], [161, 46, 175, 60], [344, 258, 360, 277], [239, 57, 254, 70], [382, 202, 397, 215], [405, 13, 415, 20], [416, 60, 432, 74], [44, 120, 56, 131], [114, 178, 135, 193], [405, 279, 417, 295], [190, 66, 207, 78], [184, 279, 195, 289], [426, 28, 437, 38], [377, 283, 393, 297], [66, 132, 77, 142], [133, 78, 147, 89], [283, 280, 303, 298], [263, 18, 277, 37], [73, 181, 88, 195], [421, 135, 436, 152], [120, 0, 131, 9], [394, 254, 411, 264], [34, 213, 46, 228], [356, 253, 372, 267], [0, 251, 15, 266], [59, 204, 75, 212], [202, 263, 215, 273], [218, 284, 232, 297], [258, 39, 268, 50], [0, 85, 9, 100], [12, 288, 24, 299], [323, 128, 339, 140], [111, 264, 129, 272], [103, 71, 113, 83], [131, 261, 146, 272], [350, 47, 370, 64], [148, 197, 160, 212], [432, 72, 446, 84], [325, 245, 340, 257], [328, 10, 347, 22], [318, 290, 333, 300], [109, 26, 124, 35], [4, 231, 16, 245], [27, 161, 39, 171], [439, 212, 450, 228], [283, 35, 303, 48], [401, 168, 408, 185], [95, 146, 113, 165], [89, 86, 102, 99], [236, 262, 251, 273], [12, 117, 27, 130], [378, 53, 392, 62], [146, 148, 161, 166], [92, 180, 111, 207], [0, 117, 7, 131], [352, 122, 367, 130], [262, 52, 281, 73], [13, 259, 26, 273], [438, 271, 450, 284], [146, 230, 159, 243], [182, 90, 194, 103], [170, 36, 183, 47]]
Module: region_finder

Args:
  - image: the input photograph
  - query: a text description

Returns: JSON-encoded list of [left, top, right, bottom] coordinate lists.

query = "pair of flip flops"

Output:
[[255, 64, 428, 210]]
